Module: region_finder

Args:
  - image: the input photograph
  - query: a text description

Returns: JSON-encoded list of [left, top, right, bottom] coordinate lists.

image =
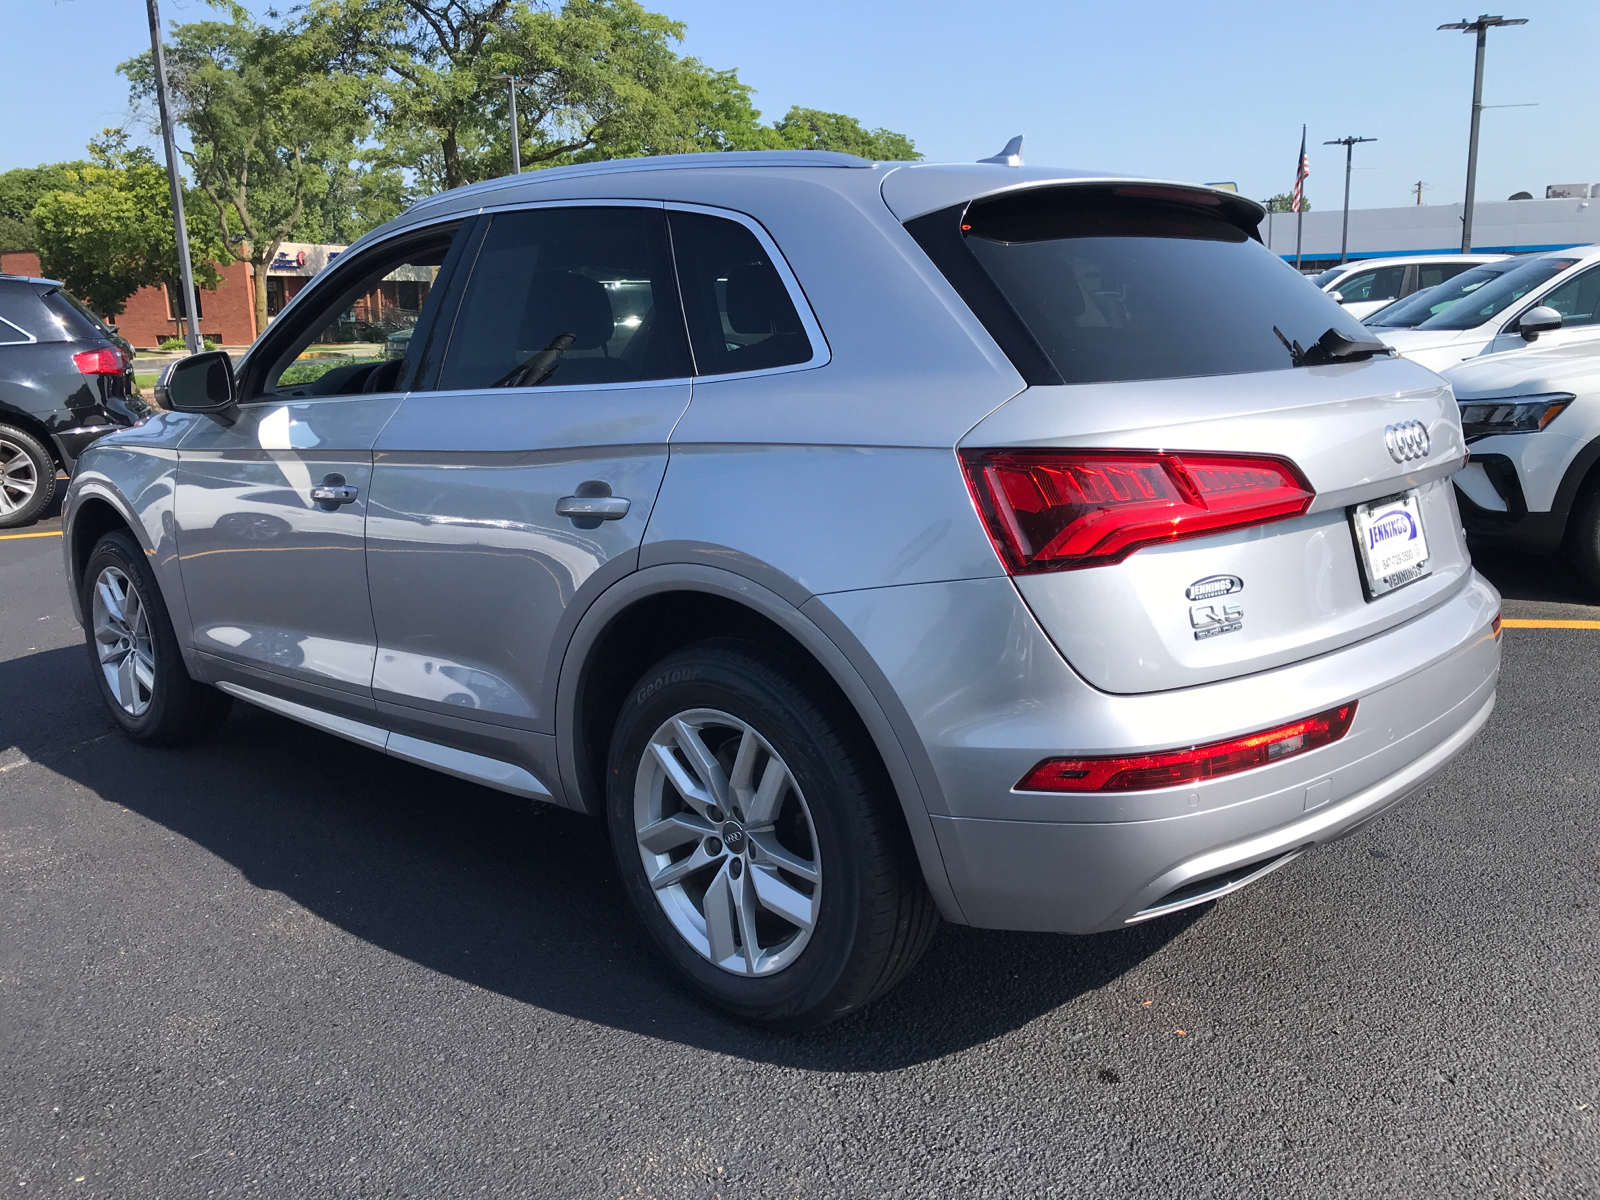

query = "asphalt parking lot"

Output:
[[3, 503, 1598, 1199]]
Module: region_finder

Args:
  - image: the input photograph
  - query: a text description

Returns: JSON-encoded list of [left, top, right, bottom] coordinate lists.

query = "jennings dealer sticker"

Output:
[[1351, 490, 1431, 598]]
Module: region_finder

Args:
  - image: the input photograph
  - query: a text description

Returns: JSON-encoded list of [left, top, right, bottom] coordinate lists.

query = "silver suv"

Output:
[[62, 152, 1502, 1027]]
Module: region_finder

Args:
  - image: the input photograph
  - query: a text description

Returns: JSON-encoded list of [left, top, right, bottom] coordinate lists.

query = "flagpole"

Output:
[[1294, 124, 1305, 270]]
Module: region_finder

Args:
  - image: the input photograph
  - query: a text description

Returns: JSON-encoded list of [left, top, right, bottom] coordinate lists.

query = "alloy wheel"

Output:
[[634, 708, 821, 976], [91, 565, 156, 717], [0, 436, 38, 515]]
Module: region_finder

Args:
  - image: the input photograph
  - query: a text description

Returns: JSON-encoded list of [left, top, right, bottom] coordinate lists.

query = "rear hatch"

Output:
[[903, 180, 1471, 694]]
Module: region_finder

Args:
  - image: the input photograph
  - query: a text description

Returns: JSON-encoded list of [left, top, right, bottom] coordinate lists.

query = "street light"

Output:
[[1324, 136, 1377, 265], [1439, 14, 1528, 253], [492, 73, 526, 175], [144, 0, 203, 355]]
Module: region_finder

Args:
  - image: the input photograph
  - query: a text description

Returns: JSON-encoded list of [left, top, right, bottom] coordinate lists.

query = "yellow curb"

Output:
[[0, 530, 63, 540], [1501, 618, 1600, 629]]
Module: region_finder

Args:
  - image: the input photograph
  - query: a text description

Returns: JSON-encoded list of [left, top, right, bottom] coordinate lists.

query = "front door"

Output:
[[174, 224, 463, 711], [1488, 264, 1600, 356], [366, 204, 694, 731]]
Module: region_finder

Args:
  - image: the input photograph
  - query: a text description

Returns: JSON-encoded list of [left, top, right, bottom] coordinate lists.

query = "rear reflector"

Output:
[[961, 449, 1313, 573], [1015, 703, 1356, 793], [72, 347, 124, 375]]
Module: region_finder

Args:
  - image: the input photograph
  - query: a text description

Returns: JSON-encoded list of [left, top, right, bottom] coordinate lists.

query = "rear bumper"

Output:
[[819, 569, 1501, 932]]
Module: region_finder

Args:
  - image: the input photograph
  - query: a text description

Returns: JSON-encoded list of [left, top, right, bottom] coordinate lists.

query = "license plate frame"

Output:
[[1349, 489, 1431, 600]]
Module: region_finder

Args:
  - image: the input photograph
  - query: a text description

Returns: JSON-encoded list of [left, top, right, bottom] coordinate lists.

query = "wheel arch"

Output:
[[0, 403, 67, 470], [554, 563, 967, 923], [63, 484, 151, 622]]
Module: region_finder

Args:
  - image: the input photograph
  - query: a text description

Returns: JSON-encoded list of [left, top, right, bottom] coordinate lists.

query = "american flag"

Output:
[[1292, 128, 1310, 213]]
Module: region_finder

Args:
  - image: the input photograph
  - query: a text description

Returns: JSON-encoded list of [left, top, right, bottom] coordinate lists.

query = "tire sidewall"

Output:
[[82, 531, 185, 739], [606, 644, 869, 1023], [0, 424, 57, 528]]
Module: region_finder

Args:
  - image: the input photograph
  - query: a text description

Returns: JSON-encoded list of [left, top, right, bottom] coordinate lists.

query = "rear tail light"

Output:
[[1015, 703, 1356, 794], [73, 347, 124, 375], [961, 449, 1314, 572]]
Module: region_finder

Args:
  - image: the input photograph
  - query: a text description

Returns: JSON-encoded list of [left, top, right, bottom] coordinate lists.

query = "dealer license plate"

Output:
[[1351, 490, 1431, 599]]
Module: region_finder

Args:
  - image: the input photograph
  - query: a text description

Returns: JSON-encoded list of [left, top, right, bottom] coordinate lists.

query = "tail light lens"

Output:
[[73, 347, 124, 376], [961, 449, 1314, 572], [1016, 703, 1356, 794]]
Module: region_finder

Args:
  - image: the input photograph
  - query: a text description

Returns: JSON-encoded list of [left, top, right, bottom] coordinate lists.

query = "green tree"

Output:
[[122, 14, 372, 333], [28, 132, 223, 320], [0, 160, 90, 254], [773, 107, 917, 159], [1264, 192, 1311, 213]]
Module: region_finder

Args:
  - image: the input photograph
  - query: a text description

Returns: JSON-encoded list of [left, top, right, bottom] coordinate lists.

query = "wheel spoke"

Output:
[[748, 831, 819, 884], [125, 588, 146, 639], [132, 649, 156, 696], [727, 727, 760, 817], [116, 654, 138, 710], [744, 754, 790, 826], [96, 576, 126, 626], [731, 869, 761, 973], [751, 864, 815, 931], [637, 811, 714, 854], [670, 717, 729, 809], [649, 739, 717, 819], [702, 864, 739, 965], [648, 841, 720, 891]]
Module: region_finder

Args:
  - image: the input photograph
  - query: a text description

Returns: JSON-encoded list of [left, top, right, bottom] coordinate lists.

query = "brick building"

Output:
[[0, 240, 344, 350]]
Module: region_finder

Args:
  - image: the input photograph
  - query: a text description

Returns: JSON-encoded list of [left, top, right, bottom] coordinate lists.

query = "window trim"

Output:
[[664, 200, 832, 382], [0, 314, 36, 346]]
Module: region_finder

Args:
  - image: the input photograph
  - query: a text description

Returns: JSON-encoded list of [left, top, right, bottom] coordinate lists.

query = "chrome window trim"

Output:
[[0, 314, 38, 345], [665, 199, 832, 381]]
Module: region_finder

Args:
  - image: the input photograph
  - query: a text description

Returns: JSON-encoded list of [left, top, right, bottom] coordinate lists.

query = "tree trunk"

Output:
[[250, 253, 270, 341], [443, 128, 464, 191]]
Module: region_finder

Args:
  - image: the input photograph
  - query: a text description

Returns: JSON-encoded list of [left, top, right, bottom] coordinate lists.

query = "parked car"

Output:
[[1445, 340, 1600, 584], [0, 274, 147, 527], [1375, 246, 1600, 369], [1311, 254, 1506, 321], [60, 152, 1501, 1026], [1363, 259, 1522, 331]]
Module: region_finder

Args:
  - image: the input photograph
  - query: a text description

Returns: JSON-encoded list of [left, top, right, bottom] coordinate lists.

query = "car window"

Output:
[[39, 288, 113, 343], [1419, 261, 1477, 290], [911, 184, 1369, 385], [1418, 256, 1580, 330], [1334, 266, 1404, 303], [1365, 262, 1512, 328], [262, 230, 457, 398], [436, 206, 690, 391], [1311, 267, 1344, 289], [1535, 264, 1600, 329], [668, 210, 813, 376]]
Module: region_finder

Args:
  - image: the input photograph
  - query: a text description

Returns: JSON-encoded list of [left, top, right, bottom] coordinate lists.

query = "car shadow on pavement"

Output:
[[3, 644, 1201, 1072], [1469, 544, 1596, 606]]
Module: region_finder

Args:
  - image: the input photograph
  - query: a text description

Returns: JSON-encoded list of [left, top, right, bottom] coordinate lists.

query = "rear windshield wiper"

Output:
[[495, 332, 576, 388], [1274, 325, 1394, 368]]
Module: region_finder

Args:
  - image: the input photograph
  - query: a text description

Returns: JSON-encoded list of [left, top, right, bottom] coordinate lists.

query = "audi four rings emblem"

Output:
[[1384, 420, 1431, 464]]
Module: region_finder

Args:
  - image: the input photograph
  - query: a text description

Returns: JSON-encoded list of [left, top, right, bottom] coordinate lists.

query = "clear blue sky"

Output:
[[7, 0, 1597, 211]]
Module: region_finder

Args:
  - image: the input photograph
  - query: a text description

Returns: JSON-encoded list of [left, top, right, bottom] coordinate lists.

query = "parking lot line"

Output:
[[0, 530, 62, 541], [1501, 618, 1600, 629]]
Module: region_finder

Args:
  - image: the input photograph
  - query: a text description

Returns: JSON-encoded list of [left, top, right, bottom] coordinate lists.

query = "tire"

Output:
[[81, 529, 232, 745], [0, 424, 56, 528], [605, 637, 938, 1028], [1566, 482, 1600, 594]]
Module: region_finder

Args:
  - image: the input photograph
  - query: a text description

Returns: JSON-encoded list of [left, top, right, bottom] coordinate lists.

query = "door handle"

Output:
[[556, 480, 630, 527], [311, 473, 359, 507], [555, 495, 631, 519]]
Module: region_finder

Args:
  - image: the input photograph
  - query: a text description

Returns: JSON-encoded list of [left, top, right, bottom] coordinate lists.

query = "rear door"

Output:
[[174, 223, 462, 712], [908, 183, 1471, 694], [365, 203, 693, 731]]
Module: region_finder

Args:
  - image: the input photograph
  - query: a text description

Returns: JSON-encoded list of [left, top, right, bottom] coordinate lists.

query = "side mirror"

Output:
[[1327, 290, 1345, 304], [155, 350, 236, 413], [1518, 305, 1563, 342]]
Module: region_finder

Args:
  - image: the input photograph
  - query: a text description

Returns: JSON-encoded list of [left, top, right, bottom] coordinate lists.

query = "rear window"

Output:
[[40, 287, 116, 344], [907, 185, 1368, 385], [1416, 255, 1580, 330]]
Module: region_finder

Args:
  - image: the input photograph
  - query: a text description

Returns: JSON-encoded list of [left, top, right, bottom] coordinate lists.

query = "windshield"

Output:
[[1311, 267, 1344, 289], [912, 185, 1368, 385], [1364, 264, 1509, 328], [1416, 255, 1579, 331]]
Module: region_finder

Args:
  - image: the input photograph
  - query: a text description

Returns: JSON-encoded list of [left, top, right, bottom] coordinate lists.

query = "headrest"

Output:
[[519, 271, 615, 351], [724, 263, 800, 335]]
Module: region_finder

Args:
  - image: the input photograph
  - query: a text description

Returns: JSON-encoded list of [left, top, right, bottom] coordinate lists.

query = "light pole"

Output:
[[144, 0, 203, 355], [1439, 14, 1527, 252], [1324, 136, 1376, 264], [492, 73, 524, 175]]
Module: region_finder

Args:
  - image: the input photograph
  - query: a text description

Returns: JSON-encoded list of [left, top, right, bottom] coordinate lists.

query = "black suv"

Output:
[[0, 274, 149, 526]]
